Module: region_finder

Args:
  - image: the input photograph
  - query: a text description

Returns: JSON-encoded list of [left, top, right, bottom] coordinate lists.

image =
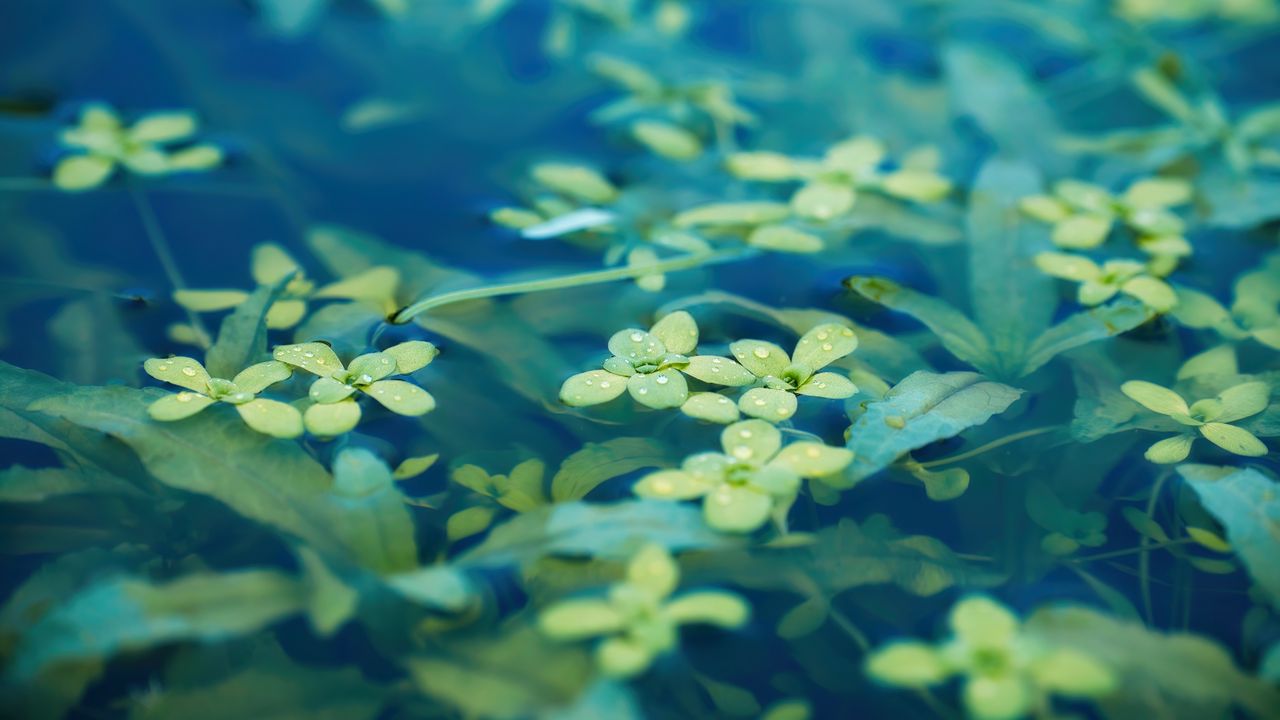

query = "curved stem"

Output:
[[392, 247, 755, 324], [129, 183, 212, 348], [916, 426, 1060, 468]]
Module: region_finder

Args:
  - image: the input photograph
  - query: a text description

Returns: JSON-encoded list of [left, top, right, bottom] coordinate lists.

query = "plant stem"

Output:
[[1140, 471, 1170, 625], [916, 426, 1060, 468], [1068, 537, 1194, 564], [392, 248, 754, 324], [129, 183, 212, 348]]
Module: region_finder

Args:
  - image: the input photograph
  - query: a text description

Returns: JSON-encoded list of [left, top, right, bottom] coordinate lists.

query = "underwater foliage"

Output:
[[2, 0, 1280, 718]]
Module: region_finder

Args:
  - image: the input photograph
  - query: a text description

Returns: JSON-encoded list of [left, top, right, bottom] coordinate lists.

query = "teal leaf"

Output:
[[458, 500, 735, 569], [384, 566, 475, 612], [30, 380, 415, 572], [127, 640, 386, 720], [1024, 605, 1280, 719], [696, 518, 1003, 596], [843, 277, 993, 372], [9, 570, 305, 681], [1179, 465, 1280, 608], [965, 159, 1055, 375], [205, 277, 291, 379], [844, 371, 1023, 485], [550, 438, 670, 502], [1021, 300, 1154, 377]]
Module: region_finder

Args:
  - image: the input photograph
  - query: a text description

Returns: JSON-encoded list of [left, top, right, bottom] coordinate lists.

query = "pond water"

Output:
[[2, 2, 1280, 719]]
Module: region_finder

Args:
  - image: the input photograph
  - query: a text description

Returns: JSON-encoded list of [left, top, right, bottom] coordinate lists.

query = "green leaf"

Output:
[[383, 340, 438, 374], [304, 400, 362, 436], [747, 225, 824, 253], [844, 371, 1023, 485], [631, 120, 702, 160], [364, 379, 435, 415], [144, 356, 212, 393], [53, 154, 115, 191], [648, 311, 698, 355], [681, 392, 741, 423], [551, 437, 670, 502], [1180, 465, 1280, 608], [128, 111, 197, 143], [673, 202, 790, 228], [459, 500, 735, 569], [531, 162, 618, 204], [560, 369, 628, 407], [0, 466, 139, 503], [627, 370, 688, 409], [791, 181, 856, 221], [738, 387, 797, 422], [1023, 604, 1280, 718], [234, 398, 304, 438], [205, 278, 291, 379], [9, 570, 305, 680], [866, 642, 949, 686]]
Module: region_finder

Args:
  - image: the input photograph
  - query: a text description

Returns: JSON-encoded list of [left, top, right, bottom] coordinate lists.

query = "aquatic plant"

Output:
[[3, 1, 1280, 719], [52, 103, 222, 191], [539, 544, 748, 677]]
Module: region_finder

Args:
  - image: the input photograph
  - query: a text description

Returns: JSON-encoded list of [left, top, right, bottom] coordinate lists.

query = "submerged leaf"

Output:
[[844, 371, 1023, 485]]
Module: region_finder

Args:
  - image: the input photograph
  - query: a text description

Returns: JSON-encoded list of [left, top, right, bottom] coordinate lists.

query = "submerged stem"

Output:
[[392, 247, 755, 324], [916, 425, 1060, 468], [129, 183, 212, 348]]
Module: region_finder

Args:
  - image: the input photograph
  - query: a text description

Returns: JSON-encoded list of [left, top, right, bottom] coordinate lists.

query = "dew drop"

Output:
[[638, 388, 649, 395], [732, 447, 753, 460], [841, 328, 854, 337], [600, 381, 611, 388], [393, 395, 403, 401], [585, 378, 594, 386], [303, 352, 315, 358], [753, 398, 767, 406], [776, 407, 789, 416], [655, 375, 670, 385], [316, 358, 326, 365], [176, 392, 194, 403], [381, 358, 391, 364], [717, 397, 730, 404], [630, 331, 645, 342], [821, 343, 833, 351], [817, 382, 828, 389], [817, 331, 830, 341], [753, 348, 770, 359], [181, 367, 196, 377], [711, 366, 721, 373]]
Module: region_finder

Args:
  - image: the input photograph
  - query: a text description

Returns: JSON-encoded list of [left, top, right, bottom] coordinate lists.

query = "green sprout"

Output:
[[633, 419, 853, 533], [725, 323, 859, 422], [538, 544, 749, 678], [867, 597, 1115, 720], [171, 243, 400, 340], [725, 135, 953, 222], [559, 311, 753, 411], [143, 356, 302, 438], [1019, 177, 1192, 256], [1172, 252, 1280, 349], [53, 103, 223, 192], [273, 341, 438, 436], [446, 459, 549, 542], [1034, 252, 1177, 312], [1120, 380, 1270, 463], [588, 53, 757, 160], [1026, 481, 1107, 557]]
